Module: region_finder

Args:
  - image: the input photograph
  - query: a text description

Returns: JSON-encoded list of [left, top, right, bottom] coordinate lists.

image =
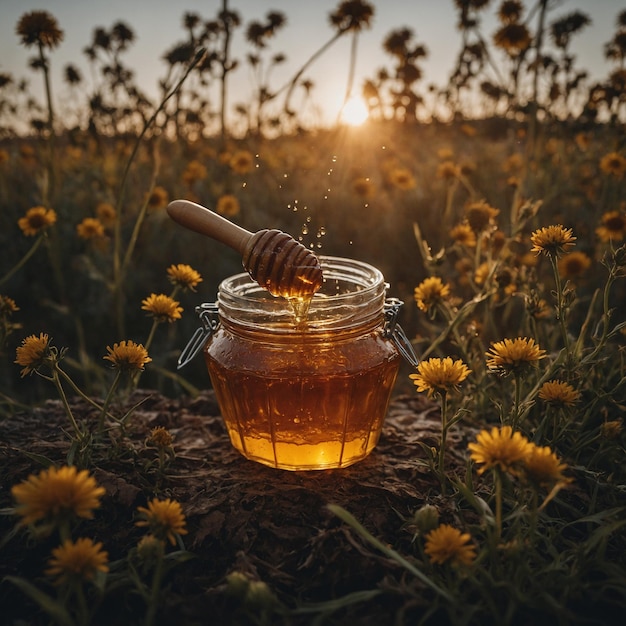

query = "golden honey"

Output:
[[203, 256, 401, 470]]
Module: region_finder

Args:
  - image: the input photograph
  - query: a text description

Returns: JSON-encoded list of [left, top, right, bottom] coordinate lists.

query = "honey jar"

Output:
[[180, 256, 416, 470]]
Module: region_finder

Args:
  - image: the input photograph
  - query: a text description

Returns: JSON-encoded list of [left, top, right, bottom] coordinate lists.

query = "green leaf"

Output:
[[327, 504, 454, 603], [292, 589, 382, 615], [4, 576, 74, 626]]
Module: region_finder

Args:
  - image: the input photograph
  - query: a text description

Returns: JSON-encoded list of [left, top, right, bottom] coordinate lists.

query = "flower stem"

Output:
[[98, 370, 122, 437], [0, 235, 44, 287], [494, 469, 503, 544], [549, 254, 571, 357], [144, 552, 164, 626], [51, 365, 82, 441], [437, 392, 449, 495]]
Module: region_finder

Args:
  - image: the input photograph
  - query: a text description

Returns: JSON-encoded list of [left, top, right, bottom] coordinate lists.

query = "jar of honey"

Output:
[[181, 256, 415, 470]]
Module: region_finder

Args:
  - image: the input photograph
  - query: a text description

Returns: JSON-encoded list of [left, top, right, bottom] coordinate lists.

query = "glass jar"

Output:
[[195, 256, 404, 470]]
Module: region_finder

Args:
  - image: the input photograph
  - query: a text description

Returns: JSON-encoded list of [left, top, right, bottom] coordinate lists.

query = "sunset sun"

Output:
[[340, 97, 369, 126]]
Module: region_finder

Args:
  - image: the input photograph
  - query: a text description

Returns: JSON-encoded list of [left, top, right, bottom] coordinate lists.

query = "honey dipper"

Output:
[[167, 199, 323, 299]]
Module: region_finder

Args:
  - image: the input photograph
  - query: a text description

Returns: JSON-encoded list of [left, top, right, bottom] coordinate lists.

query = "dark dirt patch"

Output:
[[1, 389, 467, 625]]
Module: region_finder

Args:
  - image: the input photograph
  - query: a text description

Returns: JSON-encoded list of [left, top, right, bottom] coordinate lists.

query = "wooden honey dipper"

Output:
[[167, 200, 323, 299]]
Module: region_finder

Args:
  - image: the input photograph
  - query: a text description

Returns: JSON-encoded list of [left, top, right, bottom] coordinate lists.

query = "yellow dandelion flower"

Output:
[[530, 225, 576, 258], [14, 332, 50, 376], [11, 466, 105, 526], [465, 200, 499, 233], [388, 167, 416, 190], [538, 380, 580, 407], [468, 425, 532, 475], [599, 152, 626, 178], [414, 277, 451, 312], [0, 295, 19, 316], [503, 153, 524, 174], [424, 524, 476, 567], [229, 150, 255, 174], [136, 498, 188, 545], [46, 538, 108, 584], [141, 293, 183, 322], [182, 160, 207, 185], [96, 202, 117, 227], [437, 147, 454, 161], [76, 217, 105, 240], [596, 210, 626, 243], [136, 534, 165, 566], [149, 426, 173, 449], [522, 443, 570, 488], [18, 206, 57, 237], [557, 250, 591, 278], [146, 186, 169, 211], [216, 194, 240, 217], [167, 263, 203, 291], [103, 340, 151, 372], [352, 177, 376, 199], [474, 262, 490, 285], [450, 223, 477, 247], [486, 337, 546, 374], [409, 357, 471, 397], [436, 161, 460, 181], [16, 10, 64, 49], [600, 419, 623, 439]]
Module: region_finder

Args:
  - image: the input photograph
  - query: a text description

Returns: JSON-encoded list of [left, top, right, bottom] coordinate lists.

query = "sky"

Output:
[[0, 0, 624, 126]]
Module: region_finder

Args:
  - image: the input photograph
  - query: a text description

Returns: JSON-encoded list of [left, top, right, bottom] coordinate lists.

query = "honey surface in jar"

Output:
[[207, 336, 399, 469]]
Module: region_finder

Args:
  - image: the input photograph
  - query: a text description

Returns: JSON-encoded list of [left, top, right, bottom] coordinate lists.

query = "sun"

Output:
[[340, 97, 369, 126]]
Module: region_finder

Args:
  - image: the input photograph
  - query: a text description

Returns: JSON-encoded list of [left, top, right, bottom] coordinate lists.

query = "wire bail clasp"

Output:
[[177, 302, 219, 369], [383, 297, 419, 368]]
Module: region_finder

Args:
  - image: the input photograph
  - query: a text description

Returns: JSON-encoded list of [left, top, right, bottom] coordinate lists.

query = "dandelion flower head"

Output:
[[15, 332, 51, 376], [465, 200, 499, 233], [557, 251, 591, 278], [599, 152, 626, 178], [167, 263, 203, 291], [414, 276, 451, 312], [46, 538, 108, 584], [1, 295, 19, 316], [450, 223, 477, 247], [388, 167, 416, 190], [76, 217, 105, 240], [216, 194, 240, 217], [11, 465, 105, 526], [596, 210, 626, 243], [468, 425, 532, 475], [149, 426, 174, 449], [410, 357, 471, 397], [96, 202, 117, 227], [146, 186, 169, 211], [229, 150, 255, 174], [424, 524, 476, 567], [352, 176, 376, 199], [136, 498, 188, 545], [538, 380, 580, 407], [141, 293, 183, 322], [522, 443, 571, 488], [103, 340, 151, 372], [486, 337, 546, 374], [530, 225, 576, 258], [18, 206, 57, 237]]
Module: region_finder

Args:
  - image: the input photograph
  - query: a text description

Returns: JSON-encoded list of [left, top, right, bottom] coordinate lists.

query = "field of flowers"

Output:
[[1, 2, 626, 625]]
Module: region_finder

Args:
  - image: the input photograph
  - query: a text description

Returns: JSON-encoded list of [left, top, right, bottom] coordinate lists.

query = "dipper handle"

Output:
[[167, 199, 253, 254], [166, 199, 324, 300]]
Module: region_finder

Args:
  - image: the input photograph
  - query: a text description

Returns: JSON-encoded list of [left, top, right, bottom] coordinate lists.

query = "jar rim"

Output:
[[216, 255, 388, 331]]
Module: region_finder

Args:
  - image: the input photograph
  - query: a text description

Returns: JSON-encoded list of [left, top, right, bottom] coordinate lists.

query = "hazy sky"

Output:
[[1, 0, 623, 124]]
